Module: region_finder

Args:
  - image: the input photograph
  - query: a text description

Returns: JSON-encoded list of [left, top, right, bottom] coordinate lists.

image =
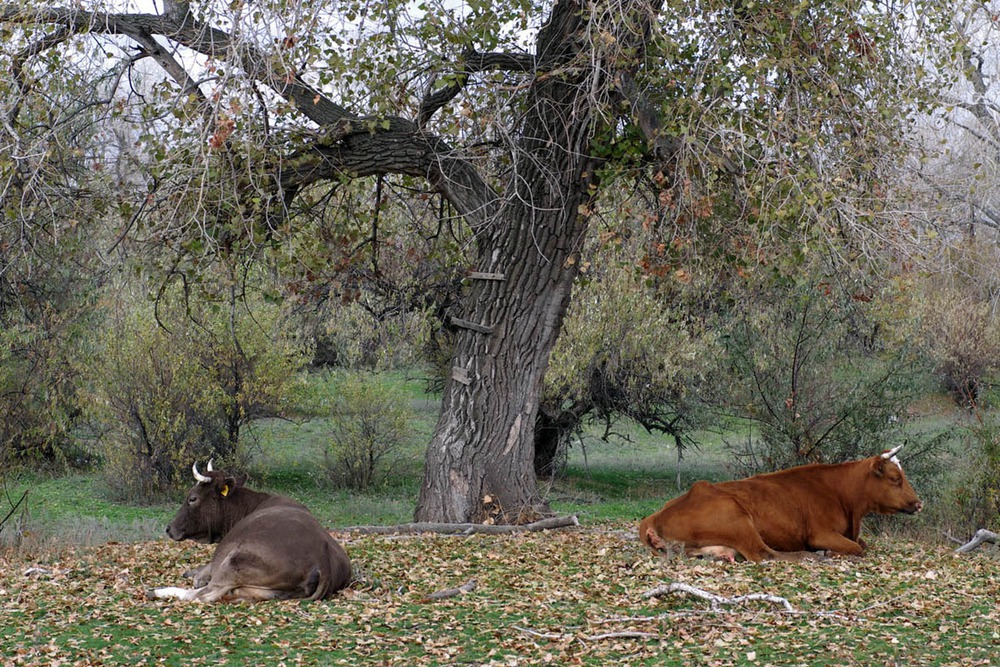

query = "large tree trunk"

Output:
[[414, 0, 605, 523]]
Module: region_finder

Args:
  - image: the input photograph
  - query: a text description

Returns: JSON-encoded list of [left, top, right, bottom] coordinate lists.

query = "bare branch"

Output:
[[420, 578, 478, 602], [955, 528, 998, 554], [418, 49, 538, 128], [644, 582, 796, 613]]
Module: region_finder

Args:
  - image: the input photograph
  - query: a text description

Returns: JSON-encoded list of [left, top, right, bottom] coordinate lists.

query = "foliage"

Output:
[[911, 241, 1000, 406], [539, 241, 719, 476], [947, 412, 1000, 533], [0, 529, 996, 666], [323, 373, 414, 492], [81, 284, 312, 501], [719, 279, 929, 475]]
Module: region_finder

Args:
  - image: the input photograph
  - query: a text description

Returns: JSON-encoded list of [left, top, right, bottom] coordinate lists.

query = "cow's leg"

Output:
[[681, 504, 813, 563], [807, 531, 865, 556], [148, 585, 207, 601], [183, 564, 213, 587]]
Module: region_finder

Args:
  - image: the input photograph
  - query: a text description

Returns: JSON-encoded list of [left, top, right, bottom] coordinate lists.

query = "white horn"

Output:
[[881, 445, 903, 460], [192, 462, 211, 483], [206, 458, 214, 472]]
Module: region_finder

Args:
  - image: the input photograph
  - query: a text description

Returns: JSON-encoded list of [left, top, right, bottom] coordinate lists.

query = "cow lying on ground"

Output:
[[639, 446, 923, 562], [149, 462, 351, 602]]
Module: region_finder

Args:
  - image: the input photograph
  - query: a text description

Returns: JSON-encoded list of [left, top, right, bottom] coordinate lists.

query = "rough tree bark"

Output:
[[412, 0, 659, 523]]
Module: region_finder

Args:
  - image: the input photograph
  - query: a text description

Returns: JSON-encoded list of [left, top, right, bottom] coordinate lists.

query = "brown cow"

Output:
[[149, 462, 351, 602], [639, 446, 922, 562]]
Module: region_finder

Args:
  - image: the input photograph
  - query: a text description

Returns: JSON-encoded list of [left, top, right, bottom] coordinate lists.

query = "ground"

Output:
[[1, 523, 996, 666]]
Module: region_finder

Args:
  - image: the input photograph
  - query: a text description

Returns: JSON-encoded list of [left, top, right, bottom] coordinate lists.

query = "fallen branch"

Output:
[[954, 528, 999, 554], [514, 625, 565, 641], [421, 578, 478, 602], [344, 514, 579, 536], [584, 631, 658, 641], [514, 626, 658, 643], [644, 582, 795, 613]]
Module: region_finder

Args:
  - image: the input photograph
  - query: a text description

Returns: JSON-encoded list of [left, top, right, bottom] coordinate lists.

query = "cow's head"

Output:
[[165, 461, 246, 544], [867, 446, 923, 515]]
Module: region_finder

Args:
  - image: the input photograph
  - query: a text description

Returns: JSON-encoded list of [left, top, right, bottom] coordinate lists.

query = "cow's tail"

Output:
[[638, 516, 658, 550], [639, 515, 672, 553], [303, 565, 324, 600]]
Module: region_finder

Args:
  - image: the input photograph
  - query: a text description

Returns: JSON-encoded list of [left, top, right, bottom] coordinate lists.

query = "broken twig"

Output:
[[421, 578, 478, 602]]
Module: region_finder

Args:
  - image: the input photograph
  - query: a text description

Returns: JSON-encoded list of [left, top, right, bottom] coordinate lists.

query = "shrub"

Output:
[[916, 287, 1000, 407], [83, 287, 312, 501], [945, 414, 1000, 533], [720, 282, 929, 475], [324, 373, 413, 491]]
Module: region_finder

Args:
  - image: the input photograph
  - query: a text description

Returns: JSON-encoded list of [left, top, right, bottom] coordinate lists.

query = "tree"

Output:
[[1, 0, 954, 521]]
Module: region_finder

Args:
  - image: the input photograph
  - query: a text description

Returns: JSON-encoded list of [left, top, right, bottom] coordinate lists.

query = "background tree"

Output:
[[0, 0, 957, 521]]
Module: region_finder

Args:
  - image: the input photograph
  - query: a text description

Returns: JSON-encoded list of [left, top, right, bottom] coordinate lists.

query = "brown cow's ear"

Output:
[[871, 457, 885, 478]]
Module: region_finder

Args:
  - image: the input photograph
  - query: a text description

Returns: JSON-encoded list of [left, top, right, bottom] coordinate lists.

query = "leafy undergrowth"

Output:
[[1, 525, 996, 666]]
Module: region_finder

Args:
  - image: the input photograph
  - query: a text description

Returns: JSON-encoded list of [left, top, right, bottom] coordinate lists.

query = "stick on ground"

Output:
[[421, 578, 478, 602], [644, 582, 795, 613]]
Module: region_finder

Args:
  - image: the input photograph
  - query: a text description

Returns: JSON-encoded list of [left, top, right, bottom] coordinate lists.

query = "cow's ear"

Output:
[[871, 457, 886, 478], [219, 476, 239, 497]]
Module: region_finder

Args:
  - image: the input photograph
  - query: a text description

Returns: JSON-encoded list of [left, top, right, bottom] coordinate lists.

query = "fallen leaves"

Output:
[[0, 528, 996, 666]]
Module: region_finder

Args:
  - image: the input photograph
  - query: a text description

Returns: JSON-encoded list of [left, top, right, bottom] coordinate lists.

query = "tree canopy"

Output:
[[0, 0, 962, 521]]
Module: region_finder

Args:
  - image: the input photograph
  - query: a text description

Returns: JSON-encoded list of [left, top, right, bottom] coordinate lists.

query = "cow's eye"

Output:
[[188, 496, 198, 505]]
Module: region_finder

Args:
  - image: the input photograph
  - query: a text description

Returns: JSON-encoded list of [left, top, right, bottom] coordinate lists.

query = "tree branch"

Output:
[[420, 578, 478, 602], [1, 3, 500, 224], [418, 49, 538, 128], [644, 582, 795, 613]]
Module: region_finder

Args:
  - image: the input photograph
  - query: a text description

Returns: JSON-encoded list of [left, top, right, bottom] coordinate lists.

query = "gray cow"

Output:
[[150, 462, 351, 602]]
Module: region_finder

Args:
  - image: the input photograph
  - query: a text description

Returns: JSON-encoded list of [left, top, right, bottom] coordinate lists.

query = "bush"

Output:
[[916, 286, 1000, 407], [720, 282, 928, 475], [946, 414, 1000, 533], [324, 373, 413, 491], [83, 287, 312, 501]]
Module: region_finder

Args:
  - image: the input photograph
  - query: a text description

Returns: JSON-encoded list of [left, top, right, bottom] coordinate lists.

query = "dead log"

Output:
[[954, 528, 999, 554], [344, 514, 579, 536], [644, 582, 795, 612]]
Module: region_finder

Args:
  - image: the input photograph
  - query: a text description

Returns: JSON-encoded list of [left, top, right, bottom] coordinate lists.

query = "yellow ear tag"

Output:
[[221, 484, 230, 498]]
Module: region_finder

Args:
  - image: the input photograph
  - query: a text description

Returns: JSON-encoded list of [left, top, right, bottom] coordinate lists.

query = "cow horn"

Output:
[[881, 445, 903, 460], [206, 458, 214, 472], [192, 462, 211, 483]]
